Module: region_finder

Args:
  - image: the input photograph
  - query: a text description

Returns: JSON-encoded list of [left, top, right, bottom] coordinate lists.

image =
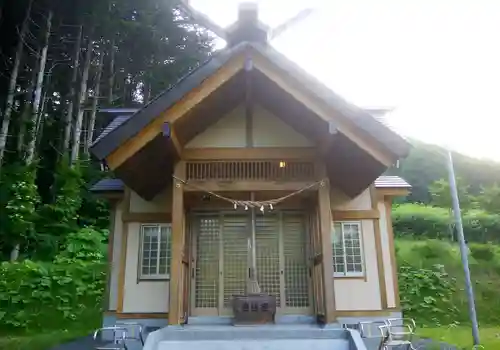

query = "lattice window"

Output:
[[139, 224, 171, 279], [186, 160, 315, 181], [332, 222, 364, 277]]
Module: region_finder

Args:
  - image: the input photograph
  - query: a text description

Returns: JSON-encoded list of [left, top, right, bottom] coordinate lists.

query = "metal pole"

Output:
[[446, 150, 480, 345]]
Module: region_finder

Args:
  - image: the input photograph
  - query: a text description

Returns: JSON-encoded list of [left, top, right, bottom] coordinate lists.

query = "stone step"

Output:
[[152, 325, 347, 341], [155, 338, 351, 350]]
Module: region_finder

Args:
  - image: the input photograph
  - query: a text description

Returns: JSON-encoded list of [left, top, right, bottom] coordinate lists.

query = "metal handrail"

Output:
[[358, 320, 387, 338], [93, 326, 128, 341], [385, 318, 417, 333], [118, 322, 145, 345], [378, 324, 416, 350], [356, 318, 417, 350], [93, 326, 128, 350]]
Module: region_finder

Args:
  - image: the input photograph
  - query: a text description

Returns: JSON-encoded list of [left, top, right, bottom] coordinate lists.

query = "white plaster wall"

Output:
[[108, 201, 124, 311], [330, 188, 372, 210], [129, 187, 172, 213], [252, 105, 313, 147], [185, 104, 314, 148], [378, 201, 396, 308], [122, 223, 170, 313], [333, 220, 382, 311], [185, 106, 246, 148]]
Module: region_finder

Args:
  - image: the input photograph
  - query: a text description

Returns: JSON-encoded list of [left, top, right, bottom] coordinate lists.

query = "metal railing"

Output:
[[93, 323, 144, 350], [356, 318, 417, 350]]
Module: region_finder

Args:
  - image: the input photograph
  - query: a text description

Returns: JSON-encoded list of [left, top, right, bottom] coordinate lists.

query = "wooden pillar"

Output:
[[103, 200, 117, 312], [371, 186, 388, 310], [317, 163, 336, 323], [385, 197, 401, 309], [169, 161, 186, 325]]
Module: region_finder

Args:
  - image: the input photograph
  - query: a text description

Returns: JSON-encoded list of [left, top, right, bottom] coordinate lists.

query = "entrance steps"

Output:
[[143, 324, 366, 350]]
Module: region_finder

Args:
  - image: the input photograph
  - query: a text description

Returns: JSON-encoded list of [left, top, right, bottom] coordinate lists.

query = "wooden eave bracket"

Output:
[[162, 122, 182, 157]]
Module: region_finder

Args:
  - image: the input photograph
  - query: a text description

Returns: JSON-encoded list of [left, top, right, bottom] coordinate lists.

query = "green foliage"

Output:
[[56, 228, 108, 263], [392, 203, 453, 239], [78, 160, 110, 229], [0, 228, 106, 333], [396, 239, 500, 327], [388, 139, 500, 205], [468, 243, 497, 262], [393, 203, 500, 243], [398, 262, 459, 326], [34, 160, 84, 260], [476, 183, 500, 213], [429, 177, 477, 210], [1, 163, 40, 259]]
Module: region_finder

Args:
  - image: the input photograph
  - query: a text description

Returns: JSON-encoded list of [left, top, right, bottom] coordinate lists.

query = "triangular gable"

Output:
[[91, 42, 410, 170], [185, 104, 314, 149]]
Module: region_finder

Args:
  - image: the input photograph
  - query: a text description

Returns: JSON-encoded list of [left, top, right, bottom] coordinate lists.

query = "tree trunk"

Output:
[[17, 64, 39, 155], [0, 0, 33, 176], [144, 73, 152, 104], [25, 10, 52, 164], [85, 52, 104, 156], [35, 84, 49, 147], [62, 25, 83, 155], [71, 33, 93, 164], [108, 37, 115, 105], [10, 244, 20, 262]]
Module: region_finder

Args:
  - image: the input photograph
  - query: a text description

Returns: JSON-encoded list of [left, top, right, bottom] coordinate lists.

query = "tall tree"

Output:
[[26, 10, 52, 164], [71, 32, 93, 164], [0, 0, 33, 175], [85, 51, 104, 155], [61, 25, 83, 155]]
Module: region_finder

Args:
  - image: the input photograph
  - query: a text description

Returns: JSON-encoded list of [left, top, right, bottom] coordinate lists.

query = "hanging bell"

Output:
[[269, 204, 274, 210], [260, 205, 264, 213], [234, 203, 238, 210], [245, 205, 249, 211]]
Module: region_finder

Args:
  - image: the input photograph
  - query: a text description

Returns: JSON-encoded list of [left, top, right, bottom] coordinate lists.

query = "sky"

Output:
[[190, 0, 500, 161]]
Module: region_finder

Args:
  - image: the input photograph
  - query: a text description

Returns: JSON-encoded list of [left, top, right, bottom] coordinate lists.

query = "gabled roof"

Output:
[[90, 41, 410, 161], [90, 175, 411, 193]]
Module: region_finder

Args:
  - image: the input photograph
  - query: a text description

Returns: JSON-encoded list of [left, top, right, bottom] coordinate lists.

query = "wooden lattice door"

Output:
[[190, 211, 311, 317]]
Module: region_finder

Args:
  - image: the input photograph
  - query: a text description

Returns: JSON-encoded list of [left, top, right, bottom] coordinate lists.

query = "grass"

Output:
[[0, 309, 100, 350], [419, 326, 500, 349], [0, 328, 91, 350]]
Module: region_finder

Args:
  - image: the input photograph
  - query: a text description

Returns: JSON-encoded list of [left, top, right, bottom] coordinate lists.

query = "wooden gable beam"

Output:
[[105, 54, 246, 170], [251, 51, 395, 167], [376, 187, 410, 199]]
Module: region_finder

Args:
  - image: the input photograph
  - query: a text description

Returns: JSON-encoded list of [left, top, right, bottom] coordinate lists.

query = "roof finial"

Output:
[[238, 2, 259, 24]]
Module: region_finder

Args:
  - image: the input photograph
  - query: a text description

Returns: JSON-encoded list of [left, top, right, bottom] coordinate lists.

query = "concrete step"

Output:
[[142, 325, 367, 350], [150, 325, 347, 341], [155, 338, 350, 350]]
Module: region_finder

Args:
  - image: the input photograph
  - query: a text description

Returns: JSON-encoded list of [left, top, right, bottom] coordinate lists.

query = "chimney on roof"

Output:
[[227, 2, 269, 47]]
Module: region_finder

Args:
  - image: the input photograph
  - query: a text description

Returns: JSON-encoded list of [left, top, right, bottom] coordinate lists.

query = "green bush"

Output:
[[469, 243, 497, 262], [0, 228, 107, 333], [392, 203, 451, 239], [393, 204, 500, 243], [398, 262, 459, 326], [397, 238, 500, 326]]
